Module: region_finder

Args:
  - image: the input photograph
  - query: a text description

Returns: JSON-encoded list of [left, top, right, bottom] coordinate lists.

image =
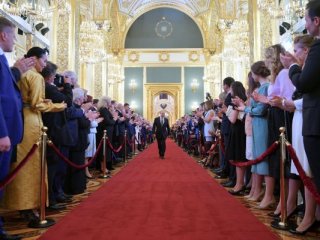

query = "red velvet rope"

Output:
[[106, 138, 125, 153], [286, 144, 320, 205], [0, 144, 38, 190], [48, 138, 103, 169], [229, 142, 279, 167]]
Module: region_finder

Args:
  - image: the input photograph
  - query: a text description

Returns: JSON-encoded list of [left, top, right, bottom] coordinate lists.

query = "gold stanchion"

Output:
[[124, 130, 127, 163], [29, 127, 55, 228], [271, 127, 291, 230], [99, 130, 110, 179]]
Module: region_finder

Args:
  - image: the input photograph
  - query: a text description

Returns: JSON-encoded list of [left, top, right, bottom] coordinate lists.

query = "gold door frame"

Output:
[[144, 83, 182, 125]]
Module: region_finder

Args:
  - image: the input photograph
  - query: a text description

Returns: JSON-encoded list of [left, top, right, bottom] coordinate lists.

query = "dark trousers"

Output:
[[54, 146, 69, 198], [304, 136, 320, 193], [64, 150, 86, 195], [157, 137, 166, 157], [46, 147, 59, 205]]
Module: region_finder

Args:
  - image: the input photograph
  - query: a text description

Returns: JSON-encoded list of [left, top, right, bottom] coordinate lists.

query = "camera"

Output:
[[54, 74, 64, 88]]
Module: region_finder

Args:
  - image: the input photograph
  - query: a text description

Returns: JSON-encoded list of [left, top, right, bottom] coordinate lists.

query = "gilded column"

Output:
[[94, 62, 103, 98], [74, 2, 81, 76], [56, 0, 71, 72]]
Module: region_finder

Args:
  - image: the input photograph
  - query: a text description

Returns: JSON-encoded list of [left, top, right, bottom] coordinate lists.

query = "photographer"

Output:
[[41, 61, 73, 210]]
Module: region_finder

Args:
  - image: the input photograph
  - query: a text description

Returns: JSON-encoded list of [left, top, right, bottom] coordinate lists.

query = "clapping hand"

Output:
[[232, 96, 245, 111], [81, 102, 93, 112], [13, 57, 36, 74], [269, 96, 282, 108], [280, 52, 298, 69], [86, 111, 100, 121]]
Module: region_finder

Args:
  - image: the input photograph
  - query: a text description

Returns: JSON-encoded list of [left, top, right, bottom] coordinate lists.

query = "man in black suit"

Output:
[[41, 61, 74, 210], [281, 0, 320, 194], [152, 110, 170, 159]]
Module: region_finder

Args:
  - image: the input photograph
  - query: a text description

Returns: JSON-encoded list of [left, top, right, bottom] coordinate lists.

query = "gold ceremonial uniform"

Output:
[[2, 68, 65, 210]]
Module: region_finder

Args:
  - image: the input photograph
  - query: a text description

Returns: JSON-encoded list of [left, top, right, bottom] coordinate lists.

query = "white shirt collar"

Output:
[[0, 47, 4, 55]]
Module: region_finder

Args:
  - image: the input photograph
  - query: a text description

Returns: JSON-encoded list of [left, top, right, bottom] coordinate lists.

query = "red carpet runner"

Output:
[[40, 140, 278, 240]]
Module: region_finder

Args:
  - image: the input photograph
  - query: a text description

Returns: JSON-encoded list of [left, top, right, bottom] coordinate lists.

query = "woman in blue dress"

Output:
[[236, 61, 270, 205]]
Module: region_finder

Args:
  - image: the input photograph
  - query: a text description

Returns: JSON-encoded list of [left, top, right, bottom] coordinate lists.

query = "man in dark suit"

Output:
[[280, 0, 320, 194], [41, 61, 73, 210], [0, 17, 34, 240], [152, 110, 170, 159]]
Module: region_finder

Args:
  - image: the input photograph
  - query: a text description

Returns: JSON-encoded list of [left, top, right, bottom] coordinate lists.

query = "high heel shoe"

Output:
[[229, 186, 246, 196], [248, 191, 265, 202], [256, 200, 276, 210], [289, 220, 317, 235]]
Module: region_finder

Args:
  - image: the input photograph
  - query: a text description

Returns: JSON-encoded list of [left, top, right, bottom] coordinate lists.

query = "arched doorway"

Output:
[[145, 83, 182, 125]]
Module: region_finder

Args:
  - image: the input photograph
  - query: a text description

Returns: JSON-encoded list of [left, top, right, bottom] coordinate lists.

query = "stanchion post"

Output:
[[29, 127, 55, 228], [271, 127, 290, 230], [99, 130, 109, 179], [124, 130, 127, 163]]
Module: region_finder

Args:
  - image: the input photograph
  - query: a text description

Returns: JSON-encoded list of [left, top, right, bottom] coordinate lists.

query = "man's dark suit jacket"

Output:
[[289, 39, 320, 136], [42, 82, 73, 144], [152, 117, 170, 139]]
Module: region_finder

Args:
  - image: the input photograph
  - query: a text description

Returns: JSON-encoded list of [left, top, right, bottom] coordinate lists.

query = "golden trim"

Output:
[[159, 51, 170, 62], [128, 51, 140, 62], [189, 51, 200, 62]]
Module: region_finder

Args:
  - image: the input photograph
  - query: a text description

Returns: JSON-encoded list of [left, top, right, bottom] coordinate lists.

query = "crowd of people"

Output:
[[172, 0, 320, 235], [0, 16, 154, 240]]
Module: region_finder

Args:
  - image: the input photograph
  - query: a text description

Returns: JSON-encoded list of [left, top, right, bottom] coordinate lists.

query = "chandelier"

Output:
[[79, 21, 107, 63], [0, 0, 55, 20]]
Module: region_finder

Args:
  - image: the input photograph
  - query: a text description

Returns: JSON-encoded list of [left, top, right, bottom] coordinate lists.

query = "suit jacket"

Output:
[[42, 82, 73, 142], [152, 116, 170, 139], [0, 55, 23, 145], [289, 39, 320, 136]]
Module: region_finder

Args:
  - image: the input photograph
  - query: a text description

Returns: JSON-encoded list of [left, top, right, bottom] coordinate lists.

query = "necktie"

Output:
[[161, 117, 164, 126]]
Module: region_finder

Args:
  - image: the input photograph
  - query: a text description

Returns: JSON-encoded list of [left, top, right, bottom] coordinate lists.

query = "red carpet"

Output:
[[40, 140, 278, 240]]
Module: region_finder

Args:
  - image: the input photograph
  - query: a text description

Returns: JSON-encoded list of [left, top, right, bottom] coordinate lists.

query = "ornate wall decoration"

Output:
[[118, 0, 211, 17], [260, 11, 273, 58], [159, 52, 170, 62], [155, 17, 173, 39], [94, 62, 103, 98], [189, 51, 200, 62], [128, 51, 140, 62], [57, 1, 71, 72]]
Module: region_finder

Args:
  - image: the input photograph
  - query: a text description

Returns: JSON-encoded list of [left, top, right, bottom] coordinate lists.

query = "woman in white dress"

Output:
[[271, 35, 317, 234]]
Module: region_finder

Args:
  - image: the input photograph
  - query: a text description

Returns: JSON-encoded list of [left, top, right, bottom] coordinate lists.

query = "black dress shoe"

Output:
[[56, 197, 73, 203], [214, 174, 228, 179], [212, 168, 223, 174], [221, 181, 235, 188], [63, 194, 73, 200], [19, 210, 39, 222], [0, 232, 22, 240], [47, 204, 66, 211]]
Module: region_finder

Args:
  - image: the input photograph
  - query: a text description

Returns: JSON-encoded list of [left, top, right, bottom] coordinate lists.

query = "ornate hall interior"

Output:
[[1, 1, 319, 240]]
